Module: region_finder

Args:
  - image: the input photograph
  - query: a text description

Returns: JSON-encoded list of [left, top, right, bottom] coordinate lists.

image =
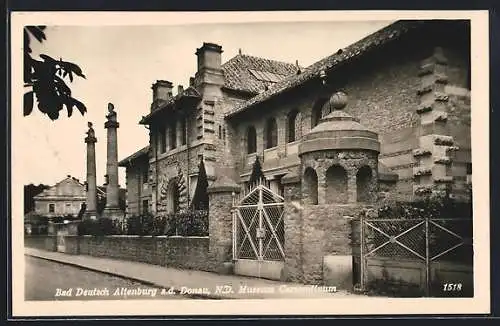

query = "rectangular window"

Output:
[[142, 200, 149, 214], [48, 203, 55, 213], [180, 118, 187, 146], [142, 169, 148, 184], [169, 121, 177, 150], [159, 125, 167, 154], [466, 163, 472, 175]]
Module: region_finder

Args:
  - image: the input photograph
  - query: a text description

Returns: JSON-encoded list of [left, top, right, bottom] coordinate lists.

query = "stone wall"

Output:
[[24, 235, 57, 251], [74, 235, 212, 271]]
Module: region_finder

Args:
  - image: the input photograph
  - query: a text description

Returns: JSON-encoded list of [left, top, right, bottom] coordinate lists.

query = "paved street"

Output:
[[25, 256, 188, 301]]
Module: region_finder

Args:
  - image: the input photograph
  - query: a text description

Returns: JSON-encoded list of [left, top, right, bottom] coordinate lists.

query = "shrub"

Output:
[[165, 210, 209, 236], [78, 218, 121, 236]]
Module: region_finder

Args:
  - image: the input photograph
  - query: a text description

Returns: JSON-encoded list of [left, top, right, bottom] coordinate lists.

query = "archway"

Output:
[[326, 164, 348, 203], [303, 167, 319, 205]]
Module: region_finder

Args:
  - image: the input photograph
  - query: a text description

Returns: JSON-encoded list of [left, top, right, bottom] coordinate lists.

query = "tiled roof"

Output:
[[118, 146, 149, 167], [225, 20, 425, 118], [221, 54, 300, 94], [140, 87, 201, 125]]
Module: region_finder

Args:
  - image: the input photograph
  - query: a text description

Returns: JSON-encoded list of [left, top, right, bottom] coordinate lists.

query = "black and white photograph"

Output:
[[11, 10, 490, 316]]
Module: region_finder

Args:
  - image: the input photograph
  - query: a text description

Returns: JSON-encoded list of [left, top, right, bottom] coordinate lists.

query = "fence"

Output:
[[359, 213, 473, 297]]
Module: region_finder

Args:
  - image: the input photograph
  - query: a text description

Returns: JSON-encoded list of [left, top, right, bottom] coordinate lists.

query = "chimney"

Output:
[[151, 80, 173, 102], [196, 42, 223, 72], [194, 43, 224, 92], [177, 85, 184, 95]]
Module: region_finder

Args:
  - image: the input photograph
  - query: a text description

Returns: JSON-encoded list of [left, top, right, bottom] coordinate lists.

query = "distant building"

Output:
[[32, 175, 125, 219]]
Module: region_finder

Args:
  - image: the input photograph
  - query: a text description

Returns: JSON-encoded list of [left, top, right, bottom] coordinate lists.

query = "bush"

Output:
[[165, 210, 209, 236], [124, 210, 209, 236], [78, 218, 121, 236]]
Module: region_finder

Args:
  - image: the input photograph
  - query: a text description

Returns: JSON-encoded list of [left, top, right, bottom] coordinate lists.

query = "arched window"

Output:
[[265, 117, 278, 149], [303, 167, 318, 205], [247, 126, 257, 154], [287, 110, 301, 143], [326, 164, 348, 203], [311, 98, 328, 128], [167, 179, 180, 214], [356, 166, 372, 203]]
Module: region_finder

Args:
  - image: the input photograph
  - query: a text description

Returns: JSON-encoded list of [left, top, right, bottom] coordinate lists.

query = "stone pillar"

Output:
[[207, 175, 240, 273], [83, 122, 98, 220], [281, 171, 303, 282], [102, 103, 123, 220], [413, 47, 458, 198]]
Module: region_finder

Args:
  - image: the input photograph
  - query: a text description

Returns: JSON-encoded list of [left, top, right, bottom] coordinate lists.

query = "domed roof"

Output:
[[298, 92, 380, 156]]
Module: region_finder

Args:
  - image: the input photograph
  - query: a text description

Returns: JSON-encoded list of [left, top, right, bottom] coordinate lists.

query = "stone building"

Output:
[[120, 20, 472, 285], [33, 175, 105, 218]]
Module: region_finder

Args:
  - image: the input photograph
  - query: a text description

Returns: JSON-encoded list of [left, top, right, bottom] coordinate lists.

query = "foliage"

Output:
[[125, 213, 164, 236], [165, 210, 209, 236], [124, 210, 208, 236], [24, 183, 50, 214], [191, 157, 209, 210], [24, 26, 87, 120], [77, 218, 121, 236], [375, 197, 473, 220], [24, 213, 49, 235], [248, 156, 264, 185]]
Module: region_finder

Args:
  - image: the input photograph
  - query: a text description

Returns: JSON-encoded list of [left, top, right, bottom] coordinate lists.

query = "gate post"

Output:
[[207, 175, 240, 274]]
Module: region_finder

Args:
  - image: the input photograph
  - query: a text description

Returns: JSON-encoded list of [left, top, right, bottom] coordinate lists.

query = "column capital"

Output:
[[104, 121, 120, 129], [85, 136, 97, 143]]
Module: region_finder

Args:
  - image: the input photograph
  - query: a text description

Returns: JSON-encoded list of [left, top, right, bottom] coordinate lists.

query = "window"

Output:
[[142, 169, 148, 184], [159, 125, 166, 154], [169, 120, 177, 150], [326, 164, 348, 203], [180, 118, 187, 145], [142, 200, 149, 214], [218, 125, 222, 139], [48, 203, 55, 213], [265, 117, 278, 149], [303, 167, 318, 205], [287, 110, 301, 143], [356, 166, 373, 203], [466, 163, 472, 175], [247, 126, 257, 154], [311, 98, 328, 128]]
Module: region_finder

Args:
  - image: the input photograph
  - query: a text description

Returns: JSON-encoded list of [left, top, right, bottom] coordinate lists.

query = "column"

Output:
[[83, 122, 98, 220], [102, 103, 123, 220]]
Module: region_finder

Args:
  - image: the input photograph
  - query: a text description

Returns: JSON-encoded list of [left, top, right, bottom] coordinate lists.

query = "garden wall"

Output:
[[57, 235, 213, 272], [24, 235, 57, 251]]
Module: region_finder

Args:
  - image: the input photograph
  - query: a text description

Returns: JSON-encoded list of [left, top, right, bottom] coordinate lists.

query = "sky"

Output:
[[17, 18, 392, 187]]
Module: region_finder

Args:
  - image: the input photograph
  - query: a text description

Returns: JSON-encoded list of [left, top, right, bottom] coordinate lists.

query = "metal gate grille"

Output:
[[360, 215, 473, 296], [233, 182, 285, 261]]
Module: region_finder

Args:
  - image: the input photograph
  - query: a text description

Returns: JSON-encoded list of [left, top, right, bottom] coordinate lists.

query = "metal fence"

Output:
[[359, 214, 473, 296]]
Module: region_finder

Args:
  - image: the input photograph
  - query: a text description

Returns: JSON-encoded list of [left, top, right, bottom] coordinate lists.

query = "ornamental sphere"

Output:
[[329, 91, 348, 110]]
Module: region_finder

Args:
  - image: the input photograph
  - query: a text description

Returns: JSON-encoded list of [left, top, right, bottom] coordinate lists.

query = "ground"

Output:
[[24, 256, 188, 301]]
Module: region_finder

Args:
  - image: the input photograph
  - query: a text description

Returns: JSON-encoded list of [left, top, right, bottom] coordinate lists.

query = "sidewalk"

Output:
[[25, 248, 361, 299]]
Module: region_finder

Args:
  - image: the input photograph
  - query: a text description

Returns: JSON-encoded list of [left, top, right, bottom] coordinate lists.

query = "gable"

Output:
[[34, 176, 86, 200]]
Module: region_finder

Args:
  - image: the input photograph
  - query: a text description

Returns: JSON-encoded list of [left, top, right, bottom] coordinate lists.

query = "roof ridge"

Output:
[[222, 53, 297, 69], [225, 20, 425, 117]]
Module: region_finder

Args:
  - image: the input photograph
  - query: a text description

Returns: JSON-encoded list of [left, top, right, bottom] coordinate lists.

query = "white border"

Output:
[[10, 10, 490, 316]]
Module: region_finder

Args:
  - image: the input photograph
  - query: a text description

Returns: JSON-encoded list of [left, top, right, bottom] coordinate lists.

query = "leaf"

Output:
[[39, 54, 56, 64], [24, 91, 34, 116], [71, 98, 87, 115], [25, 26, 46, 43]]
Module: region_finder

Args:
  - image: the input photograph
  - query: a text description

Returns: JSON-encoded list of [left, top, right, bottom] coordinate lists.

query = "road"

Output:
[[25, 256, 188, 300]]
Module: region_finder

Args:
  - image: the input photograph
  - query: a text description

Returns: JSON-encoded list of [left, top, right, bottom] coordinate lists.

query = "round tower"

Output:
[[298, 91, 380, 205]]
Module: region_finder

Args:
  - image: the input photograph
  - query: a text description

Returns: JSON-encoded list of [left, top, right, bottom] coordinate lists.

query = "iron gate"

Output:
[[232, 182, 285, 262], [359, 214, 473, 296]]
